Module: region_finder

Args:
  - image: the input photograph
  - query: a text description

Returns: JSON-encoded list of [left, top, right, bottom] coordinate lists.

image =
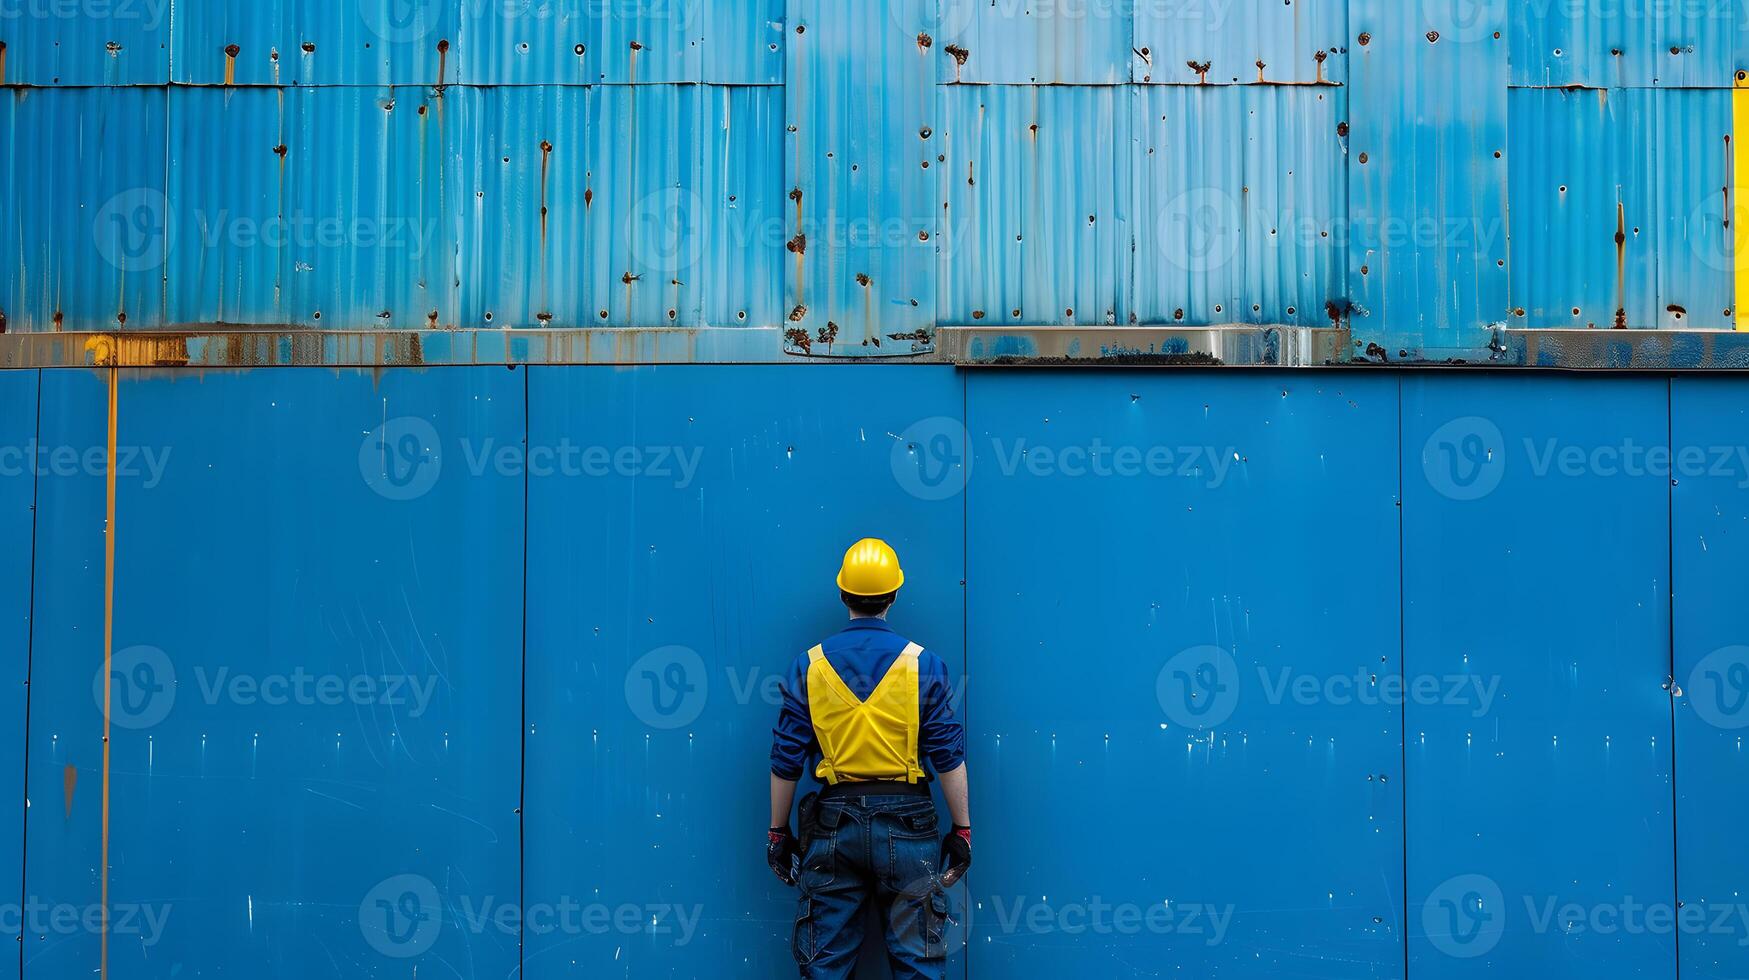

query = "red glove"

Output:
[[768, 827, 801, 886]]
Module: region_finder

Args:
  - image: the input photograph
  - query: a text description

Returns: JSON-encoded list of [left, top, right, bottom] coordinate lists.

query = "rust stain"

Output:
[[436, 39, 450, 87], [62, 764, 75, 818], [0, 41, 8, 85], [1187, 60, 1212, 84], [223, 44, 239, 86], [1614, 201, 1628, 329], [944, 44, 970, 81]]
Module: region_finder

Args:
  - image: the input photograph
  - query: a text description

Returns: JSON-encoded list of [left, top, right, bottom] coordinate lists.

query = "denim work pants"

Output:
[[792, 793, 952, 979]]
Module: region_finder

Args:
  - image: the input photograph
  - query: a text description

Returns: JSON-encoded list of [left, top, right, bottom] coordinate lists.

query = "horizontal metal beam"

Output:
[[5, 326, 1749, 370]]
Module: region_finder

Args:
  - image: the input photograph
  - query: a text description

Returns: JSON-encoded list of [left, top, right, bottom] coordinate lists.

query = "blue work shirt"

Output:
[[769, 618, 966, 782]]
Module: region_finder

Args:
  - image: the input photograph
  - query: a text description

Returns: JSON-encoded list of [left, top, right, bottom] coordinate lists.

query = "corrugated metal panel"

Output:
[[1509, 88, 1731, 331], [0, 87, 169, 332], [1133, 85, 1345, 326], [936, 0, 1131, 84], [1349, 1, 1508, 353], [0, 2, 168, 85], [1134, 0, 1347, 86], [1510, 1, 1737, 88], [938, 85, 1130, 326], [583, 84, 784, 328], [784, 0, 937, 354], [165, 86, 458, 329], [170, 0, 460, 86]]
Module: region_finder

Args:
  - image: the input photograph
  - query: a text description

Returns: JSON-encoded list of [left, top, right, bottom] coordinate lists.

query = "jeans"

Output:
[[792, 794, 952, 979]]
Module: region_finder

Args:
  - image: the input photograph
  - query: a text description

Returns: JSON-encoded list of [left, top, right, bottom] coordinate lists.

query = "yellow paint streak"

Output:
[[1735, 72, 1749, 329], [100, 368, 117, 980]]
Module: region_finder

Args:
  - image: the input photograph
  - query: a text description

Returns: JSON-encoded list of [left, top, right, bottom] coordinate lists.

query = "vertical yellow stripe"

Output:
[[1735, 71, 1749, 330], [100, 368, 117, 980]]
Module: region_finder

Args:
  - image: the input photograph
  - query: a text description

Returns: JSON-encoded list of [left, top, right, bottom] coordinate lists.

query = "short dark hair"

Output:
[[841, 590, 896, 617]]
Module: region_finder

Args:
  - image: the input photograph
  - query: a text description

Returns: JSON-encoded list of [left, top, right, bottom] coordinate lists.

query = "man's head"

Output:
[[837, 538, 904, 619]]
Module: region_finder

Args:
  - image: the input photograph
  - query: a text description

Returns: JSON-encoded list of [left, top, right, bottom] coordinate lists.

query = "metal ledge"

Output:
[[6, 326, 1749, 370], [0, 326, 1351, 369]]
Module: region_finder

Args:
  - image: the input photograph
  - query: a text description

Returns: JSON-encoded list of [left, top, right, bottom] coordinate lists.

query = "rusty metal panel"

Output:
[[1510, 0, 1737, 88], [783, 0, 938, 355], [584, 84, 785, 328], [938, 85, 1130, 327], [1348, 0, 1508, 357], [0, 87, 169, 332], [164, 86, 460, 329], [0, 0, 168, 85], [1132, 84, 1346, 326], [1134, 0, 1346, 86], [170, 0, 459, 86], [1509, 87, 1731, 331], [936, 0, 1131, 84], [458, 0, 698, 84]]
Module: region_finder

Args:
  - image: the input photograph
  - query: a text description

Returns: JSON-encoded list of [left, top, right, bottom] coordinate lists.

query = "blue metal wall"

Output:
[[6, 365, 1749, 977], [7, 2, 1749, 359]]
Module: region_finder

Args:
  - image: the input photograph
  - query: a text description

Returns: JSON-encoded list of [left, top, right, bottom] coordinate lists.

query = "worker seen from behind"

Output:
[[766, 538, 971, 979]]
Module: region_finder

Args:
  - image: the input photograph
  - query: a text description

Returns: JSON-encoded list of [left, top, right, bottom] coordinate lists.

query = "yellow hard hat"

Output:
[[836, 538, 904, 596]]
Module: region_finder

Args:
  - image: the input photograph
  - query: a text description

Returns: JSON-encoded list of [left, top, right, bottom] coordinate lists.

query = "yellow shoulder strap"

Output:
[[899, 643, 925, 783], [805, 645, 839, 784]]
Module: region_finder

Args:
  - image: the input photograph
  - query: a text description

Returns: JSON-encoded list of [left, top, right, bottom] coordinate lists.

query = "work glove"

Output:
[[768, 826, 801, 886], [940, 825, 971, 887]]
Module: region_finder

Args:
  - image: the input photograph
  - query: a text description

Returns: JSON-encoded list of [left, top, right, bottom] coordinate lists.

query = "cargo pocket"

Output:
[[923, 891, 951, 959], [791, 896, 817, 966]]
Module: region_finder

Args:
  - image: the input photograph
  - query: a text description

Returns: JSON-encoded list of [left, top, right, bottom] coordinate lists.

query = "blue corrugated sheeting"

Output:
[[1509, 88, 1732, 330], [6, 367, 1749, 977], [938, 85, 1131, 326], [3, 0, 1749, 355]]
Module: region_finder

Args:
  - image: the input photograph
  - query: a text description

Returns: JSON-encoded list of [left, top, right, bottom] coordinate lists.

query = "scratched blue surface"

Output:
[[0, 369, 34, 979], [965, 372, 1405, 978], [7, 369, 1749, 978], [1671, 377, 1749, 980], [1401, 376, 1676, 978], [23, 367, 525, 978], [522, 365, 966, 977]]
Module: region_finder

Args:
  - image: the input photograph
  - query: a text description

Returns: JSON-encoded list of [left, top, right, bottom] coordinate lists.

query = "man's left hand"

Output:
[[940, 825, 971, 887]]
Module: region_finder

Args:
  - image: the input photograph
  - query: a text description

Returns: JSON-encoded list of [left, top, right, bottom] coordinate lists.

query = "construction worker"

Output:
[[766, 538, 971, 979]]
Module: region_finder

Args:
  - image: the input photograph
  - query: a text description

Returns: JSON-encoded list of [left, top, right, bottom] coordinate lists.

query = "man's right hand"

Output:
[[767, 827, 801, 886]]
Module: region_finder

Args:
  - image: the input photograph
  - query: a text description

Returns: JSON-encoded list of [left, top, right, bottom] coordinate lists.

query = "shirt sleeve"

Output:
[[769, 653, 817, 780], [917, 651, 967, 774]]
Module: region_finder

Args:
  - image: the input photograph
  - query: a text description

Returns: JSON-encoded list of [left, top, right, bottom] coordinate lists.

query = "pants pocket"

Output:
[[791, 896, 816, 966], [924, 891, 951, 958]]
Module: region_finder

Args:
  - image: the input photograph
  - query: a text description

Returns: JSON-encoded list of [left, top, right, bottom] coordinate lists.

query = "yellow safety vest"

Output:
[[805, 642, 929, 785]]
